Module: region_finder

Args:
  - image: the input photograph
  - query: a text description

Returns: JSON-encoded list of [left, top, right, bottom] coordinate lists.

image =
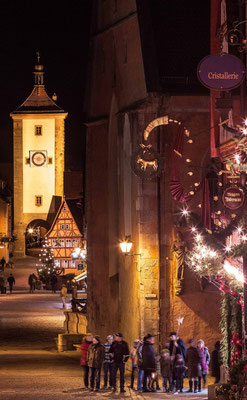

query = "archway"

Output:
[[26, 219, 51, 254]]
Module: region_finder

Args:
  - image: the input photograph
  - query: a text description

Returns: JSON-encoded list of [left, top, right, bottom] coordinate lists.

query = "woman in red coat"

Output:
[[80, 333, 93, 388]]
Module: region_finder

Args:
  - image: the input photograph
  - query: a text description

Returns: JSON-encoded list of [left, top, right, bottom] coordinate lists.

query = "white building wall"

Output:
[[23, 118, 55, 214]]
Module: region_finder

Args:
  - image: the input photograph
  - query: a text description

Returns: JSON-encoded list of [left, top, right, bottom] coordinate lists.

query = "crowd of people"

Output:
[[79, 332, 221, 393]]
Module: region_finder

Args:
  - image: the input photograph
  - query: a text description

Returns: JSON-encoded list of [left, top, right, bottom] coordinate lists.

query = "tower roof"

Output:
[[11, 53, 65, 114]]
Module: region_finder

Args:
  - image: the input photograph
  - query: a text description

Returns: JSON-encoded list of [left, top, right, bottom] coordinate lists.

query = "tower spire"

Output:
[[34, 51, 44, 86]]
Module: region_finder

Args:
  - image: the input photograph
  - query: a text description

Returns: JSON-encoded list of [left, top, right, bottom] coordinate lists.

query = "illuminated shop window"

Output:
[[35, 126, 42, 136], [35, 195, 42, 207]]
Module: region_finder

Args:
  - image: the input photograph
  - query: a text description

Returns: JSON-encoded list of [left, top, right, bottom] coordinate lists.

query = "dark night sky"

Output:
[[0, 0, 210, 168], [0, 0, 92, 168]]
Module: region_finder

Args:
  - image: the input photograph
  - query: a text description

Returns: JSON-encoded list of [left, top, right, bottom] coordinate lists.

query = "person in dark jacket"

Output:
[[211, 341, 221, 384], [28, 273, 37, 293], [185, 338, 202, 393], [142, 333, 156, 392], [80, 333, 93, 388], [169, 332, 187, 360], [174, 353, 187, 393], [0, 257, 6, 271], [50, 274, 58, 293], [110, 333, 130, 393], [160, 349, 173, 392], [87, 336, 105, 391], [169, 332, 187, 390], [7, 274, 15, 294]]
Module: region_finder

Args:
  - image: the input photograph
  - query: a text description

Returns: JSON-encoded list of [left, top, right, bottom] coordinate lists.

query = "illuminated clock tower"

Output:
[[10, 54, 68, 256]]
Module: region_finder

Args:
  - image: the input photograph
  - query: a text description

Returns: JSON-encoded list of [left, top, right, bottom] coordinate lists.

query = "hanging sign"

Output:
[[132, 144, 162, 179], [222, 185, 245, 210], [197, 54, 245, 90]]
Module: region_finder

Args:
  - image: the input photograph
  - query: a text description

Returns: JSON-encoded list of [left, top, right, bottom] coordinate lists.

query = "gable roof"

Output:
[[46, 198, 84, 237]]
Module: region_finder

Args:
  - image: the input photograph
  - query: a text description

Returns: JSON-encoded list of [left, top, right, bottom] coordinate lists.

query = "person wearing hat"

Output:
[[103, 335, 113, 389], [87, 335, 105, 391], [168, 332, 187, 360], [109, 333, 130, 393], [80, 333, 93, 388], [142, 333, 156, 392]]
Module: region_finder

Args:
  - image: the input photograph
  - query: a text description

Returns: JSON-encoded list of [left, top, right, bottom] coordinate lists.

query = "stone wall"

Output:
[[13, 119, 24, 256]]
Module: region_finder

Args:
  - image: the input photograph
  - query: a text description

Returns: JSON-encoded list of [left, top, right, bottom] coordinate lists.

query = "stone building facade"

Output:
[[84, 0, 221, 351]]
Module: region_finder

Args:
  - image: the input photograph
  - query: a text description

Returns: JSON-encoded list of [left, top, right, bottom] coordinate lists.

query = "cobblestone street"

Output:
[[0, 258, 209, 399]]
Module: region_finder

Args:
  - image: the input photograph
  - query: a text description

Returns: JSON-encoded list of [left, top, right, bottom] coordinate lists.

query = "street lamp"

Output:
[[119, 236, 141, 258], [119, 236, 133, 254]]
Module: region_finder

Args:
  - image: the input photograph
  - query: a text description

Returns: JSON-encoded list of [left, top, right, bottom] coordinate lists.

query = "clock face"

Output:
[[31, 151, 46, 166]]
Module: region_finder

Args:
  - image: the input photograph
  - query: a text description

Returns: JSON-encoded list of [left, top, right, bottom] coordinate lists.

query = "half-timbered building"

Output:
[[45, 198, 84, 274]]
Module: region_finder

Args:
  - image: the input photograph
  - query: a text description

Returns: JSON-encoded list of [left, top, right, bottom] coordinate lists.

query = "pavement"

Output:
[[0, 257, 210, 399]]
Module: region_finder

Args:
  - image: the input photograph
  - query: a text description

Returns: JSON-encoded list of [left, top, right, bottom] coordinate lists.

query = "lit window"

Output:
[[35, 126, 42, 136], [62, 260, 68, 268], [66, 239, 72, 248], [35, 195, 42, 207], [59, 239, 65, 247], [69, 260, 76, 268], [72, 239, 78, 247]]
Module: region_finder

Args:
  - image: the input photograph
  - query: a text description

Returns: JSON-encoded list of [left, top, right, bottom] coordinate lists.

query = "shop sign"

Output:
[[222, 185, 245, 210], [197, 54, 245, 90]]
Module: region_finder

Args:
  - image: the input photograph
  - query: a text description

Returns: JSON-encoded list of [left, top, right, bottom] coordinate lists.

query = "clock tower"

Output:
[[11, 55, 68, 256]]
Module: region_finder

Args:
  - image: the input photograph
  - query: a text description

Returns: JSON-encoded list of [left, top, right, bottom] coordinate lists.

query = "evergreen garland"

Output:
[[219, 293, 243, 368]]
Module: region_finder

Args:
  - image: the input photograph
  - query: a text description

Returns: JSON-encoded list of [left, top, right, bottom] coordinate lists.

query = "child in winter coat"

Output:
[[197, 339, 210, 390], [174, 353, 187, 393], [160, 349, 172, 392]]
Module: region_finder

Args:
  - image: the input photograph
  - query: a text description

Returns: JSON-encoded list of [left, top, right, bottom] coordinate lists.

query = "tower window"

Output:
[[35, 195, 42, 207], [35, 126, 42, 136]]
